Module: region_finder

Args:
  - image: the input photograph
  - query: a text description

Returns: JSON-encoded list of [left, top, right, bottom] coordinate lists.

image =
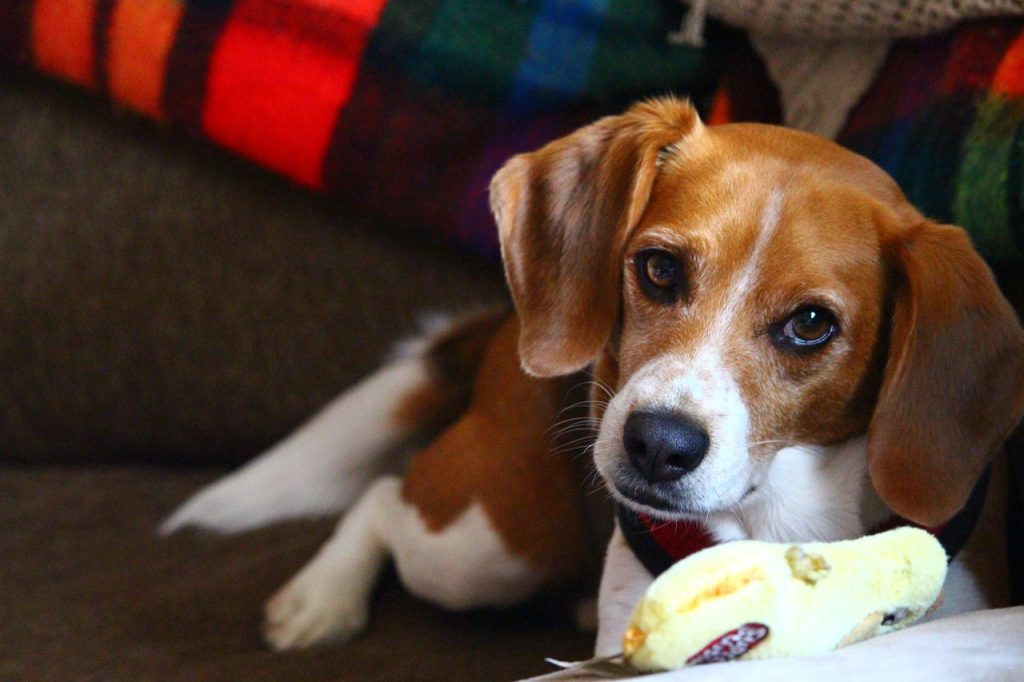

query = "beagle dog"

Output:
[[163, 98, 1024, 654]]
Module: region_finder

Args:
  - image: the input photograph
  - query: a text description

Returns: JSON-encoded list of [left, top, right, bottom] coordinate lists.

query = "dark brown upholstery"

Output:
[[0, 71, 590, 679], [0, 467, 592, 680], [0, 71, 507, 465]]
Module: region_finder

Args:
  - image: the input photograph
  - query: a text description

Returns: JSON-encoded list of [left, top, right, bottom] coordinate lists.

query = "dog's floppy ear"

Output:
[[869, 218, 1024, 526], [489, 98, 700, 377]]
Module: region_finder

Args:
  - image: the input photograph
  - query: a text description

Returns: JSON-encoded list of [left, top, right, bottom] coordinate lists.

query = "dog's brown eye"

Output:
[[775, 306, 837, 352], [635, 249, 682, 302]]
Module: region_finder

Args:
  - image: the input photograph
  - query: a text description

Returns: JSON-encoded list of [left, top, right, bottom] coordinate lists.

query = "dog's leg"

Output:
[[264, 311, 578, 650], [595, 525, 653, 656], [264, 475, 547, 650], [263, 476, 402, 649], [929, 455, 1009, 619], [160, 352, 437, 535]]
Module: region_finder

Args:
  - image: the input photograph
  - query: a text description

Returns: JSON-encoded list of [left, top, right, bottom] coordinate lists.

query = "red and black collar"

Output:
[[617, 467, 991, 578]]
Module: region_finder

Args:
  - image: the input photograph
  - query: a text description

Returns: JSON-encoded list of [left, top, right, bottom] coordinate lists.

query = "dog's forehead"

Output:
[[705, 123, 902, 187], [635, 128, 890, 276], [653, 121, 906, 209]]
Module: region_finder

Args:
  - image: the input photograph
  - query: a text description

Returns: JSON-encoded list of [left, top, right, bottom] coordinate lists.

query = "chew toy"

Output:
[[622, 527, 947, 672]]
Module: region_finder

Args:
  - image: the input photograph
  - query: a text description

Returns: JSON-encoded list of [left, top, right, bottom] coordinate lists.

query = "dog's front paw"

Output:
[[263, 571, 369, 651]]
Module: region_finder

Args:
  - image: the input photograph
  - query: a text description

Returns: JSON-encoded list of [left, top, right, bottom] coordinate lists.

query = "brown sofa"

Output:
[[0, 70, 592, 680]]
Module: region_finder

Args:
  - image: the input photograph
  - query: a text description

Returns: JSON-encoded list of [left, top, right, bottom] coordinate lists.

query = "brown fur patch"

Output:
[[491, 98, 701, 377], [424, 308, 511, 388], [401, 316, 591, 581], [391, 308, 509, 431], [869, 220, 1024, 525], [392, 381, 460, 433]]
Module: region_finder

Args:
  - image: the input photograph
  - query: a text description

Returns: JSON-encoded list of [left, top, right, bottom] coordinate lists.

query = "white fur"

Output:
[[595, 525, 657, 656], [264, 477, 400, 650], [706, 437, 888, 544], [160, 353, 432, 535], [264, 477, 545, 650], [392, 501, 546, 612], [712, 187, 784, 339], [594, 351, 752, 515], [932, 558, 988, 619]]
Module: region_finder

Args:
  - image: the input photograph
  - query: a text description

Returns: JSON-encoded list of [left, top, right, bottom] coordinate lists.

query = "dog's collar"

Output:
[[617, 467, 991, 578], [616, 506, 714, 577]]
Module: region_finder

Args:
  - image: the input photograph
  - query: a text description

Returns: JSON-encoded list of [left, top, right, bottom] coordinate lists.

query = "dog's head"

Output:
[[490, 98, 1024, 527]]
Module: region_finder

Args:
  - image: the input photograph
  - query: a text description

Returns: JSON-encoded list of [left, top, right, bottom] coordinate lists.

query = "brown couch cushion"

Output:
[[0, 466, 592, 680], [0, 70, 504, 465]]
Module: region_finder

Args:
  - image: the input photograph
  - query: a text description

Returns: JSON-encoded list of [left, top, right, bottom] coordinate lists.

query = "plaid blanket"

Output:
[[840, 19, 1024, 265], [711, 18, 1024, 265], [0, 0, 731, 257], [5, 2, 1024, 262]]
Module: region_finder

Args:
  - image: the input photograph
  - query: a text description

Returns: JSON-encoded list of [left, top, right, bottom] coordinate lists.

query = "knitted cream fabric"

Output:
[[678, 1, 1024, 138], [750, 37, 892, 138], [701, 0, 1024, 40]]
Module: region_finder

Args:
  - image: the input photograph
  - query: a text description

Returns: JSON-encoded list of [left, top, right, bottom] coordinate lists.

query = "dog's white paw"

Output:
[[263, 571, 370, 651]]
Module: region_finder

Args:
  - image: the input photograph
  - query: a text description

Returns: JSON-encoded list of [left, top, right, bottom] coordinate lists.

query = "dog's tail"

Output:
[[159, 308, 509, 535]]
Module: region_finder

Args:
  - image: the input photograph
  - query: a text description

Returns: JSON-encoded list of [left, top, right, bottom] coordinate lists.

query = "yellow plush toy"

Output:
[[621, 527, 947, 672]]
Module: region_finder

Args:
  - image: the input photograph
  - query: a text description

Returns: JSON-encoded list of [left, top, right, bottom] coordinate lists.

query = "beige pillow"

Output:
[[683, 0, 1024, 41]]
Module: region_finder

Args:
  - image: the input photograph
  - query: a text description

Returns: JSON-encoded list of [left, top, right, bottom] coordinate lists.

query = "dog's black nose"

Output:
[[623, 412, 710, 483]]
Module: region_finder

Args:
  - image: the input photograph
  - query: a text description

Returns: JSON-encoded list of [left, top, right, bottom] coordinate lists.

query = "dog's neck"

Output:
[[616, 437, 891, 577], [706, 436, 889, 545], [618, 436, 990, 578]]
